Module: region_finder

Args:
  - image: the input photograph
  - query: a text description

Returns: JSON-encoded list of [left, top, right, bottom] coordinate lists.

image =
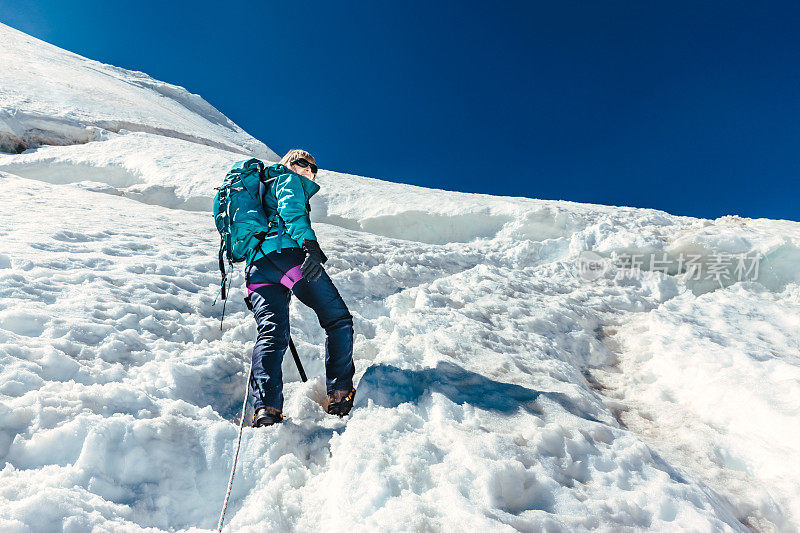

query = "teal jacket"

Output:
[[255, 163, 320, 259]]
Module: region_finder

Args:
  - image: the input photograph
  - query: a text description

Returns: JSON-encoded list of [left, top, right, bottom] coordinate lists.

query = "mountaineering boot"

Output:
[[325, 388, 356, 417], [253, 406, 283, 427]]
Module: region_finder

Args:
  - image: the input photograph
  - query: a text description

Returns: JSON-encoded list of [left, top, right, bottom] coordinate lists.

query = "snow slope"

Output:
[[0, 22, 276, 159], [2, 23, 800, 533]]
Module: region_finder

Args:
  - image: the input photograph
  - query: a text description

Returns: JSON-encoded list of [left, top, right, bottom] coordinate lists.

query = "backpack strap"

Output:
[[215, 241, 235, 330], [257, 177, 271, 259], [275, 216, 284, 253], [214, 184, 233, 303], [256, 168, 284, 256], [248, 231, 269, 273], [218, 241, 228, 300]]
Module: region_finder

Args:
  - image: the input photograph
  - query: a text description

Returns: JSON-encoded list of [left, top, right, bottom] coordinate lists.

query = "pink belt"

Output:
[[246, 265, 303, 294]]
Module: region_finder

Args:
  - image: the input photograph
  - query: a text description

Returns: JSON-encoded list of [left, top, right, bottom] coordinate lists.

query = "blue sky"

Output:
[[2, 1, 799, 220]]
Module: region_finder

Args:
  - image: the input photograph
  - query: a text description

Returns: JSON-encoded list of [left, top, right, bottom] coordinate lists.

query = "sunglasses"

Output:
[[293, 158, 318, 174]]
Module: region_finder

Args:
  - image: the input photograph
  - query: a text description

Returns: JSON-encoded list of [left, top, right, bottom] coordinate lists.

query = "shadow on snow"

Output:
[[357, 361, 600, 422]]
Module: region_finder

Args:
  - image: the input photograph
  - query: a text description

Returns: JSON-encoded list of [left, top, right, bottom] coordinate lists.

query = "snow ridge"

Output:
[[0, 22, 276, 159]]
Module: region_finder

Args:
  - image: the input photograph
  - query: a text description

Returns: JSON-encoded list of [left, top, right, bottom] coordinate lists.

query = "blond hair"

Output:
[[280, 149, 317, 169]]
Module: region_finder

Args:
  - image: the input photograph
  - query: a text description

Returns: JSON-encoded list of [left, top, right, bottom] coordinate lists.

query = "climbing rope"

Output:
[[217, 363, 252, 532]]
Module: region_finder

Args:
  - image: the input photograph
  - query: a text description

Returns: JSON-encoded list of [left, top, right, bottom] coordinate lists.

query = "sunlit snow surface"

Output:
[[2, 23, 800, 533]]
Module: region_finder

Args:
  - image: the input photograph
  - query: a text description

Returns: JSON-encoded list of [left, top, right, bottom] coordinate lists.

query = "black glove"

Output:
[[301, 239, 328, 282]]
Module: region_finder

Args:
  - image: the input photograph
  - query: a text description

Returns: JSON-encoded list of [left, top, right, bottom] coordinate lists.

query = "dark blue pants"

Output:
[[246, 248, 354, 411]]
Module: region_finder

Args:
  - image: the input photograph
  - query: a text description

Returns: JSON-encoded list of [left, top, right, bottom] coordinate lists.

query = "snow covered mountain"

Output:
[[0, 22, 275, 159], [1, 22, 800, 532]]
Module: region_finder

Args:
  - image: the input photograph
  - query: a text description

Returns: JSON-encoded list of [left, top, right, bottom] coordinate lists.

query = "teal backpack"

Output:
[[213, 158, 275, 306]]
